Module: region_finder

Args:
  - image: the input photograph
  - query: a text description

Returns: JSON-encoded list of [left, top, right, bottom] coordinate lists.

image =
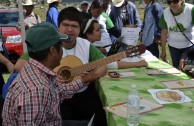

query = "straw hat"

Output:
[[112, 0, 125, 7], [22, 0, 34, 6], [47, 0, 59, 4]]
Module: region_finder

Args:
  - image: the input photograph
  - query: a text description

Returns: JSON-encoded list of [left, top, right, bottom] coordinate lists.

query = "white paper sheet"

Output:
[[121, 27, 141, 45], [140, 50, 159, 62]]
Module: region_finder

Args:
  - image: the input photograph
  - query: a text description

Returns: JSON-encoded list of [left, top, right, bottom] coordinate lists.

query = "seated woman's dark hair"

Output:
[[79, 18, 99, 39], [187, 47, 194, 60]]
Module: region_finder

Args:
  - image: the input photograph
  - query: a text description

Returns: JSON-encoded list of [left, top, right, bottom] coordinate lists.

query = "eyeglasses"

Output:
[[167, 0, 179, 5], [62, 23, 80, 30]]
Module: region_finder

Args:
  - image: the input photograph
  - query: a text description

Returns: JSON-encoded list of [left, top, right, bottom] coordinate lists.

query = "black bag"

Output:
[[183, 46, 194, 65], [107, 38, 128, 56]]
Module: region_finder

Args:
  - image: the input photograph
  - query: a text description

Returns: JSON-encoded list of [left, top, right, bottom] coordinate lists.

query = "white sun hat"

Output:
[[47, 0, 59, 4], [112, 0, 125, 7], [22, 0, 34, 6]]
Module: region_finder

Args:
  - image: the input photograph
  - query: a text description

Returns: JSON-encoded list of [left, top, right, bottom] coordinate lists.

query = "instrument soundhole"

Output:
[[60, 69, 71, 80]]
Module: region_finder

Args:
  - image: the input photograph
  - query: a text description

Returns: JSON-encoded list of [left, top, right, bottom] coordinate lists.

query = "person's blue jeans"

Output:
[[147, 42, 159, 58], [168, 45, 190, 68], [2, 72, 18, 99]]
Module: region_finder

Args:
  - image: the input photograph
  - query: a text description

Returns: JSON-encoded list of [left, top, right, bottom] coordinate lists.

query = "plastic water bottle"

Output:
[[127, 85, 140, 126]]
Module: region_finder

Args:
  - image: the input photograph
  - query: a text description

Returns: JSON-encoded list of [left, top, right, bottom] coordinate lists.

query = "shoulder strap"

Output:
[[151, 2, 162, 39], [34, 13, 39, 23], [142, 2, 159, 29], [151, 3, 159, 28]]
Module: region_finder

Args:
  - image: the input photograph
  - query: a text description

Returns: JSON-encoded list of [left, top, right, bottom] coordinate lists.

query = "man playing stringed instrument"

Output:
[[2, 22, 99, 125], [57, 7, 108, 126], [2, 6, 145, 126], [56, 6, 147, 126]]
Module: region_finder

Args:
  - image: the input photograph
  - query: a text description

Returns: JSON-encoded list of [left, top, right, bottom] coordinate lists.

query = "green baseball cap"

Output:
[[26, 22, 68, 52]]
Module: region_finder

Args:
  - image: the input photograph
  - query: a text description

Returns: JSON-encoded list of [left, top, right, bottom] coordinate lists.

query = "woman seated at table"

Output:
[[88, 0, 121, 55], [79, 18, 148, 69]]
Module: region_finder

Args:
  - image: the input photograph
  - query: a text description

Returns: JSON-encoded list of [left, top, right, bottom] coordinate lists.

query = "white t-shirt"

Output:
[[62, 37, 90, 93], [163, 3, 194, 48]]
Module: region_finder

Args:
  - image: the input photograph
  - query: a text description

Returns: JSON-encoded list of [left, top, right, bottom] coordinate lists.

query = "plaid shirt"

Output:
[[2, 58, 83, 126]]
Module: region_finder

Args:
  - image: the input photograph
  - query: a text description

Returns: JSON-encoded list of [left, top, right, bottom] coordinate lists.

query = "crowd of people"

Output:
[[0, 0, 194, 125]]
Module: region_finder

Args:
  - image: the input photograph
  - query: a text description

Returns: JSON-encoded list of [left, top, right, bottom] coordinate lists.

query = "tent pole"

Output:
[[18, 0, 27, 53]]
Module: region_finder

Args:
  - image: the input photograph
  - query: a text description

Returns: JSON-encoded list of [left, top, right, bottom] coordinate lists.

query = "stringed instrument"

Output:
[[54, 44, 146, 82]]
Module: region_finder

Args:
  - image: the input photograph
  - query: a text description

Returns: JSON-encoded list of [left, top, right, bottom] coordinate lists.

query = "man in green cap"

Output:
[[2, 22, 99, 125]]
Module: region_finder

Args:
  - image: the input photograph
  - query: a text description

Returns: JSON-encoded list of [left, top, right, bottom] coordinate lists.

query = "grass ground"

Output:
[[3, 73, 9, 82]]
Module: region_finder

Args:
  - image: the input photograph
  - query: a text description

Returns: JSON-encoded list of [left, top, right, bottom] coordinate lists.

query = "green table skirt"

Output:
[[97, 60, 194, 126]]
